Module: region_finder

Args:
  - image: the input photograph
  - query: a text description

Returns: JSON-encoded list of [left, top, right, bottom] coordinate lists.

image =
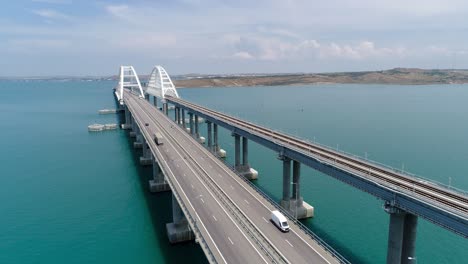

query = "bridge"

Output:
[[113, 65, 468, 264]]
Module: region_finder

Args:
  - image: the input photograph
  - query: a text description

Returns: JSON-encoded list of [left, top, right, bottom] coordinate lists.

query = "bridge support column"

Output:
[[181, 109, 187, 131], [213, 123, 226, 158], [384, 202, 418, 264], [121, 105, 132, 130], [129, 115, 137, 138], [163, 102, 168, 115], [139, 141, 152, 166], [195, 115, 205, 143], [279, 156, 291, 208], [153, 96, 158, 108], [207, 121, 212, 150], [149, 156, 170, 192], [189, 113, 194, 136], [278, 156, 313, 219], [233, 134, 258, 180], [174, 107, 178, 123], [133, 126, 143, 149], [166, 193, 194, 244]]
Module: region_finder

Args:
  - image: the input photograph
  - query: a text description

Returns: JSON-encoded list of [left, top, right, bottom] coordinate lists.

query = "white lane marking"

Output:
[[176, 164, 179, 168], [212, 215, 218, 221], [230, 185, 234, 190], [244, 199, 250, 205], [262, 217, 269, 223], [218, 174, 223, 178], [183, 173, 186, 177], [285, 239, 294, 248], [200, 198, 205, 204], [133, 99, 268, 264], [228, 237, 234, 245], [130, 101, 229, 264], [191, 184, 194, 189]]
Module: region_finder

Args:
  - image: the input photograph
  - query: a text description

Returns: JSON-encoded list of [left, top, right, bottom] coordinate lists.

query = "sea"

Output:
[[0, 80, 466, 263]]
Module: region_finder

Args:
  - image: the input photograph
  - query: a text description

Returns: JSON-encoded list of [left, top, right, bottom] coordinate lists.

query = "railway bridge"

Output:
[[113, 65, 467, 264]]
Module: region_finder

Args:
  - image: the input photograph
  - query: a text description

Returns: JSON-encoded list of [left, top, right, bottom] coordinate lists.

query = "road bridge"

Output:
[[114, 65, 468, 264]]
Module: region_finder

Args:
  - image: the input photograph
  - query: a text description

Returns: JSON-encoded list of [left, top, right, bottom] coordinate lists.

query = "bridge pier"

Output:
[[278, 155, 314, 219], [153, 96, 157, 108], [174, 107, 179, 123], [233, 134, 258, 180], [163, 102, 168, 115], [133, 125, 143, 149], [195, 115, 205, 144], [139, 141, 152, 166], [149, 156, 170, 192], [181, 109, 187, 131], [384, 202, 418, 264], [166, 193, 194, 244], [213, 123, 226, 158], [129, 115, 137, 138], [207, 121, 212, 149], [189, 113, 194, 136], [121, 105, 132, 130]]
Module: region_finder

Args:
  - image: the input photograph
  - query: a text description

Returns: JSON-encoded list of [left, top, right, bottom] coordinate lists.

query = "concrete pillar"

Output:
[[139, 141, 152, 166], [153, 96, 158, 108], [242, 137, 249, 166], [163, 103, 168, 115], [292, 160, 301, 202], [189, 113, 194, 135], [385, 206, 406, 264], [195, 115, 199, 137], [133, 126, 143, 148], [207, 121, 212, 150], [166, 194, 194, 244], [174, 107, 178, 122], [121, 106, 132, 130], [178, 108, 182, 125], [213, 123, 219, 151], [401, 214, 418, 264], [234, 134, 241, 167], [282, 157, 291, 203], [181, 109, 186, 128], [149, 156, 170, 192]]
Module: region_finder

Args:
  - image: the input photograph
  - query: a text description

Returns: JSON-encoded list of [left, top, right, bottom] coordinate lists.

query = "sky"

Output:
[[1, 0, 468, 76]]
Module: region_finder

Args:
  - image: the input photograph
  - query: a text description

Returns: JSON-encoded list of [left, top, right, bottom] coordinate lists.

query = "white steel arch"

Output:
[[145, 65, 179, 101], [115, 65, 144, 104]]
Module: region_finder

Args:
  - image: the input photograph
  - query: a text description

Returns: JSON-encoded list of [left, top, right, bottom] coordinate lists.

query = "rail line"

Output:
[[168, 97, 468, 216]]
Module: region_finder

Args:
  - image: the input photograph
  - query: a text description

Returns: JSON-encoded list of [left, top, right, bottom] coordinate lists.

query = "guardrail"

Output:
[[198, 143, 351, 264], [124, 96, 218, 264], [170, 97, 468, 198]]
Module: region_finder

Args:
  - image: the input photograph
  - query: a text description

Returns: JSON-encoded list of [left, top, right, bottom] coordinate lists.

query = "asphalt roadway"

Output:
[[125, 91, 340, 264]]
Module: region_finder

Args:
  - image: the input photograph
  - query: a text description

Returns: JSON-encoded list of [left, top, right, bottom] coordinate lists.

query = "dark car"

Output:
[[145, 123, 149, 126]]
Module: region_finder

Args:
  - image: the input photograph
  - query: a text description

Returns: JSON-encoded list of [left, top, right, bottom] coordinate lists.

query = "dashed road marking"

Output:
[[200, 198, 205, 204], [228, 237, 234, 245], [212, 215, 218, 221], [191, 184, 194, 189], [244, 199, 250, 205], [230, 185, 234, 190], [285, 239, 294, 247], [262, 217, 269, 223], [183, 173, 186, 177]]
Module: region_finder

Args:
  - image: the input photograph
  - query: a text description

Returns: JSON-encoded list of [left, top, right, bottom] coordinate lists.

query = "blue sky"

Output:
[[1, 0, 468, 76]]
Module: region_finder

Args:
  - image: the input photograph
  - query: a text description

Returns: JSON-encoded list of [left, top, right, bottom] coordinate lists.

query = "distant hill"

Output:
[[4, 68, 468, 87], [173, 68, 468, 88]]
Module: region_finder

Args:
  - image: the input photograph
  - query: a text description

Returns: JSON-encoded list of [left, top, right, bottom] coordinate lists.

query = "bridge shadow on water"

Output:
[[119, 113, 208, 264]]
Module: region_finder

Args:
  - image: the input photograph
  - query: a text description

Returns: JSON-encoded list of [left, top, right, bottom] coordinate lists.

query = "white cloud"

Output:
[[32, 9, 70, 21], [232, 51, 254, 60]]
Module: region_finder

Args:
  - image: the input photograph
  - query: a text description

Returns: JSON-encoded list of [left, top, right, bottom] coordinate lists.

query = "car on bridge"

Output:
[[271, 210, 289, 232]]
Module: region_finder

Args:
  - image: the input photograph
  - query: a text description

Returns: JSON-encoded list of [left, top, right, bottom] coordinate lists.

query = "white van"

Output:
[[271, 210, 289, 232]]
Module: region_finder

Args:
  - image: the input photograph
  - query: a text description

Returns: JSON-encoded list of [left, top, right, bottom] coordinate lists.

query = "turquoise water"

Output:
[[0, 81, 466, 263]]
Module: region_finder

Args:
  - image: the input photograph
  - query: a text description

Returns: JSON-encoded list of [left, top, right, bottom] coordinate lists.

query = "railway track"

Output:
[[168, 97, 468, 216]]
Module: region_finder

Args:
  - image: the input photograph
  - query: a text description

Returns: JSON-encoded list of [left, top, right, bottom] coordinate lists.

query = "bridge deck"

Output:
[[167, 96, 468, 238], [125, 91, 341, 264]]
